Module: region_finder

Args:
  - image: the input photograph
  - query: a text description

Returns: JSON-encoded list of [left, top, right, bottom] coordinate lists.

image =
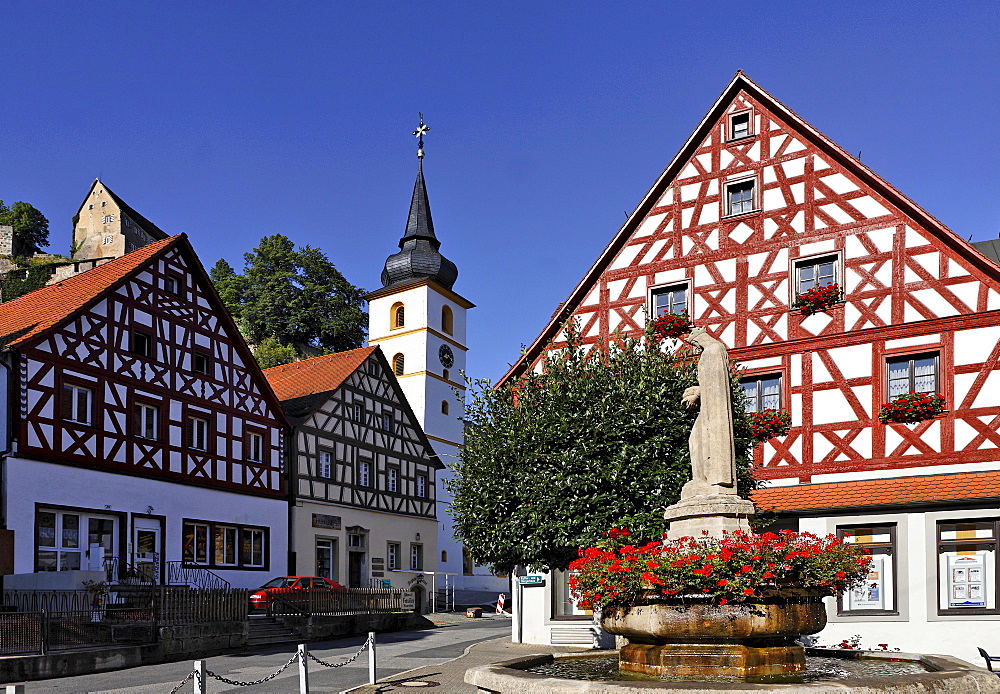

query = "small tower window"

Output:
[[393, 353, 405, 376], [441, 400, 449, 415], [442, 368, 449, 381], [441, 305, 454, 335], [391, 302, 405, 329]]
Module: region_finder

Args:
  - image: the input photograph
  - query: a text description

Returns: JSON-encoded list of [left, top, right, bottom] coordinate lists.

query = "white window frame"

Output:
[[183, 522, 210, 565], [410, 543, 423, 571], [318, 450, 333, 479], [416, 474, 427, 498], [188, 416, 209, 451], [62, 383, 93, 425], [725, 178, 756, 217], [728, 110, 752, 140], [358, 460, 371, 487], [247, 432, 264, 462], [650, 282, 689, 318], [387, 467, 398, 493], [242, 528, 266, 568], [213, 525, 238, 566], [387, 542, 400, 570], [740, 373, 783, 413], [134, 402, 159, 440], [793, 252, 841, 295]]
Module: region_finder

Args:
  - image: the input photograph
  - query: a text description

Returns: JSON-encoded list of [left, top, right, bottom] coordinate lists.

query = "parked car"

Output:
[[249, 576, 344, 612]]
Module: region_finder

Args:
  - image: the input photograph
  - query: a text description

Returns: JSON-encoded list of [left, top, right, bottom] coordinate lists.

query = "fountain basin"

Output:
[[465, 649, 1000, 692], [600, 595, 826, 678]]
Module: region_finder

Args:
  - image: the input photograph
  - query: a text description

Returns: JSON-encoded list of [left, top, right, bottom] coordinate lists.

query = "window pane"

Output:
[[76, 388, 90, 424], [59, 551, 81, 571], [797, 264, 816, 291], [913, 356, 936, 393], [818, 261, 836, 286], [89, 518, 115, 553], [37, 512, 56, 547], [761, 376, 781, 410], [37, 550, 58, 571], [62, 514, 80, 548], [741, 381, 759, 413], [887, 359, 911, 397]]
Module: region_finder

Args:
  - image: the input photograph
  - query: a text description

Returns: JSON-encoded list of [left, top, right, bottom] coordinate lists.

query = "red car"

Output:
[[249, 576, 344, 611]]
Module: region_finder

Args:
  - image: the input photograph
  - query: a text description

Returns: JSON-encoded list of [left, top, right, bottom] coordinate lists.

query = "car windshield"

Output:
[[260, 577, 297, 589]]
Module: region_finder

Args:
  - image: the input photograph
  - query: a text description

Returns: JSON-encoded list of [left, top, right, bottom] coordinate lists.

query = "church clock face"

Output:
[[438, 344, 455, 369]]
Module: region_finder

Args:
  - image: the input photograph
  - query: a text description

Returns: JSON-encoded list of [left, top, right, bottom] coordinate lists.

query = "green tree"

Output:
[[209, 235, 367, 359], [0, 200, 50, 255], [446, 322, 757, 574], [253, 336, 301, 369]]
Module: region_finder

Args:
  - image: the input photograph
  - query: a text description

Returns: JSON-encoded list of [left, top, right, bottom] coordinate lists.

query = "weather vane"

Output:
[[413, 113, 430, 160]]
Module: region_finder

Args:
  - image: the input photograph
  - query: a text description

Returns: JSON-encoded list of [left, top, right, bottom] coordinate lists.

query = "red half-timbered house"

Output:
[[0, 234, 289, 590], [507, 73, 1000, 659]]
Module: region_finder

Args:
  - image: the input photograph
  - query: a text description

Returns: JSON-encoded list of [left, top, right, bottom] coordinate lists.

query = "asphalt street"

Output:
[[32, 617, 511, 693]]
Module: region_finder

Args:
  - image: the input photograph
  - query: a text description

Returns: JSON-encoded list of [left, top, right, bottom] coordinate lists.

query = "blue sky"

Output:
[[2, 2, 997, 383]]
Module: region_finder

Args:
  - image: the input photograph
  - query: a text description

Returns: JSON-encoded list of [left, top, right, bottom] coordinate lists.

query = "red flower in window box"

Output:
[[793, 283, 842, 316], [652, 312, 693, 339], [747, 409, 792, 441], [878, 392, 945, 424]]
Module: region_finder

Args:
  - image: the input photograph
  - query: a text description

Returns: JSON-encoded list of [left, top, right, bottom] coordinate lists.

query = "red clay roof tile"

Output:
[[263, 346, 379, 401], [752, 471, 1000, 512], [0, 235, 181, 347]]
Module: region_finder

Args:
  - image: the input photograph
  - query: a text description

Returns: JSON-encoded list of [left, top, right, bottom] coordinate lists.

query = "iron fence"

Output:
[[265, 587, 408, 617], [0, 612, 42, 655], [157, 587, 248, 624], [0, 607, 156, 655]]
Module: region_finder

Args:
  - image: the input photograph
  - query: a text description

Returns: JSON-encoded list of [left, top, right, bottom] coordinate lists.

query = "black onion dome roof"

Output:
[[381, 162, 458, 290]]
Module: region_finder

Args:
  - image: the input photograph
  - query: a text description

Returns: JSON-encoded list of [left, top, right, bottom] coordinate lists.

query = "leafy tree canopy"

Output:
[[446, 322, 757, 575], [210, 235, 368, 361], [0, 200, 50, 255], [254, 335, 301, 369]]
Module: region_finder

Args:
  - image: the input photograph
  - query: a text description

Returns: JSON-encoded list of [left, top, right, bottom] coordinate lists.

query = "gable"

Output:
[[504, 74, 1000, 380]]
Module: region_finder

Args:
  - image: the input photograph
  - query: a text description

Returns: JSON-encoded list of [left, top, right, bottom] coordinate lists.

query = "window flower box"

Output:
[[747, 409, 792, 441], [878, 392, 946, 424], [793, 283, 842, 316], [652, 312, 693, 339]]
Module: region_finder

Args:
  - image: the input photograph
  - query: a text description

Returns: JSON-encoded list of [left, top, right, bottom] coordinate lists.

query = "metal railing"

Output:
[[265, 587, 408, 617], [157, 587, 249, 624], [166, 562, 232, 591], [103, 556, 157, 585], [0, 607, 156, 656], [2, 590, 94, 612]]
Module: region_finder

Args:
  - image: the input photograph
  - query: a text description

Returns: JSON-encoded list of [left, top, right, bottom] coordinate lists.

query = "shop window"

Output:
[[241, 528, 266, 568], [134, 402, 159, 440], [36, 508, 118, 573], [651, 283, 687, 318], [726, 179, 756, 216], [938, 519, 998, 614], [61, 383, 93, 425], [441, 305, 454, 335], [552, 569, 592, 620], [838, 524, 897, 614], [387, 542, 400, 570], [213, 526, 238, 566], [887, 353, 939, 398], [316, 538, 337, 580], [740, 374, 782, 413]]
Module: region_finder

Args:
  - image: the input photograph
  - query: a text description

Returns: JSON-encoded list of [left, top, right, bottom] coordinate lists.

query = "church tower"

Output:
[[368, 118, 501, 592]]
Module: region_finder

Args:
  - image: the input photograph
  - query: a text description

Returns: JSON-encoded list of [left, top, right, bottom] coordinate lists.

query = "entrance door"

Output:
[[133, 519, 162, 584], [348, 551, 365, 588], [316, 538, 337, 581]]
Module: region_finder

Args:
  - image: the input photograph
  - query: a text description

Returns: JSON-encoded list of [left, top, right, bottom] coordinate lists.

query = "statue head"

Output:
[[684, 326, 711, 351]]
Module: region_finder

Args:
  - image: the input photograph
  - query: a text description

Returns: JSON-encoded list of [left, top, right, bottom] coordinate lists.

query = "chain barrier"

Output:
[[167, 669, 196, 694], [205, 651, 299, 687], [307, 634, 372, 668], [167, 634, 373, 690]]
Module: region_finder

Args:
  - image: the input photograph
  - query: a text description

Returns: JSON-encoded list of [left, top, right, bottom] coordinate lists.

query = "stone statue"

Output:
[[679, 326, 738, 498]]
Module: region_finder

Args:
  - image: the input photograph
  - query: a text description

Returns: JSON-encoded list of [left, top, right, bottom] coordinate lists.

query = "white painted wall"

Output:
[[5, 456, 288, 589]]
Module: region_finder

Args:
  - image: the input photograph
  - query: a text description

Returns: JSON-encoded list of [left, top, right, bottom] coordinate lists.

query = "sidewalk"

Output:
[[343, 634, 586, 693]]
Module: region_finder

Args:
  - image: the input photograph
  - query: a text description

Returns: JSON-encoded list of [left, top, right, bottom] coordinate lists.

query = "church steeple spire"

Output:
[[380, 115, 458, 290]]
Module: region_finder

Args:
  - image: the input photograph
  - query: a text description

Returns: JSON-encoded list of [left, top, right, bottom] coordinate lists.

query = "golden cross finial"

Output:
[[412, 113, 430, 160]]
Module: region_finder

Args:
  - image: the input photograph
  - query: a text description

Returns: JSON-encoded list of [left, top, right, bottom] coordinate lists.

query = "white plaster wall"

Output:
[[5, 457, 288, 589]]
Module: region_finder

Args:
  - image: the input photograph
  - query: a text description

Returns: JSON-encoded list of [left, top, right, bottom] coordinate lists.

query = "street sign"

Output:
[[518, 575, 545, 586]]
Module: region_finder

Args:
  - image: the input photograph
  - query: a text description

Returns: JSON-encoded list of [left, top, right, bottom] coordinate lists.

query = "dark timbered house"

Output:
[[0, 234, 289, 590], [264, 346, 441, 601]]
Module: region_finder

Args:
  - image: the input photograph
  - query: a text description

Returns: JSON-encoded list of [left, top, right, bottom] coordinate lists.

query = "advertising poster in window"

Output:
[[847, 554, 886, 610], [947, 555, 987, 609]]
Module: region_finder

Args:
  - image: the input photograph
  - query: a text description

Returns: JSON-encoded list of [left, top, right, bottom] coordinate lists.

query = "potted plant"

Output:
[[652, 312, 693, 339], [793, 283, 842, 316], [878, 391, 946, 424], [747, 409, 792, 441]]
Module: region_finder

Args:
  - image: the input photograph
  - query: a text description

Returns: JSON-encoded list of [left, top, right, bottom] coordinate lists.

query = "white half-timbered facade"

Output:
[[264, 346, 441, 605], [0, 234, 289, 590], [506, 73, 1000, 661]]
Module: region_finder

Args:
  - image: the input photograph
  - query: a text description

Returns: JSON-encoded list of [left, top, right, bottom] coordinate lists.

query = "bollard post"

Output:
[[368, 631, 376, 684], [298, 643, 309, 694], [194, 660, 207, 694]]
